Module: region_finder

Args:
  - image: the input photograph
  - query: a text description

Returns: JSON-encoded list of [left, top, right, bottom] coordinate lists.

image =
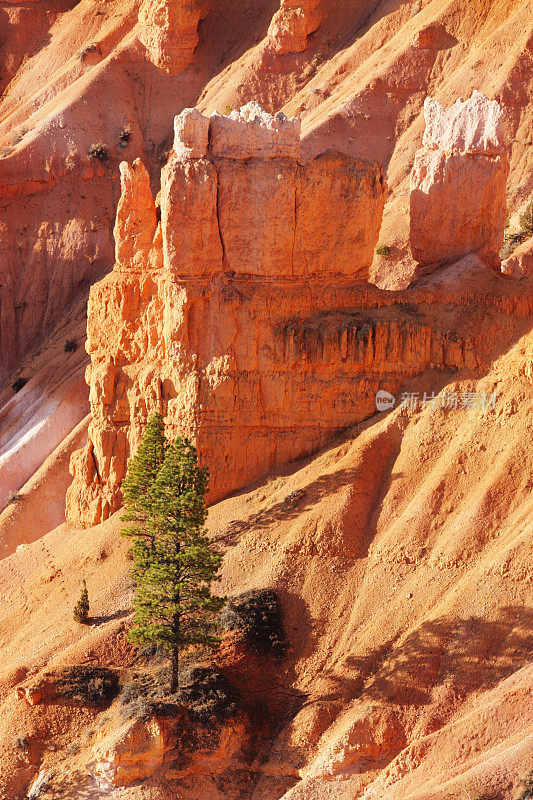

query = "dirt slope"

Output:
[[0, 330, 531, 799]]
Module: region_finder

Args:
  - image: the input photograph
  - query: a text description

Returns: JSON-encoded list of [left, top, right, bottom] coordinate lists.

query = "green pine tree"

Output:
[[73, 579, 90, 624], [122, 412, 168, 579], [122, 421, 224, 692]]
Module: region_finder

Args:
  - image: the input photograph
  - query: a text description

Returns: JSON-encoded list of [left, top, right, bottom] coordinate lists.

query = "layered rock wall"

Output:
[[66, 104, 527, 527], [410, 91, 509, 271]]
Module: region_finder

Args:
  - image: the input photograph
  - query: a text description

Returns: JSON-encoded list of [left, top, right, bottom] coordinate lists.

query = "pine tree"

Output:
[[122, 424, 224, 692], [121, 412, 168, 579], [73, 579, 90, 624]]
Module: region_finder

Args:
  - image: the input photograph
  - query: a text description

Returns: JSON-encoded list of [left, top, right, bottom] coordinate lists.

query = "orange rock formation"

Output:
[[67, 98, 531, 528], [410, 92, 510, 272]]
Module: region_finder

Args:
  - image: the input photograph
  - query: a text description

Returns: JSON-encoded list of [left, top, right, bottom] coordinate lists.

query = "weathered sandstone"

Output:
[[93, 714, 178, 787], [422, 91, 508, 156], [410, 92, 509, 271], [268, 0, 323, 54], [502, 236, 533, 278], [138, 0, 207, 74], [114, 159, 159, 272], [66, 105, 528, 527], [209, 102, 301, 160]]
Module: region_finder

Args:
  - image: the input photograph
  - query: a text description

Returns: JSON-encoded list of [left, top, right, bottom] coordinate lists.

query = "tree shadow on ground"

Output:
[[324, 606, 533, 707]]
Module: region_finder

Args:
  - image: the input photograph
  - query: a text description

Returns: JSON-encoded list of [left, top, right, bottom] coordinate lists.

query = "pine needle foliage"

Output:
[[122, 412, 168, 576], [121, 416, 224, 691], [73, 580, 90, 624]]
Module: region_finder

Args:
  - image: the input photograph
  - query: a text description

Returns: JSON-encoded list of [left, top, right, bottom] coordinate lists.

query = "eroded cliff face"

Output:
[[410, 92, 510, 272], [66, 99, 532, 527]]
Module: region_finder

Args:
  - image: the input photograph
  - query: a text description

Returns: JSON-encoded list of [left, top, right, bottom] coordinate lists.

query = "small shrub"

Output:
[[88, 142, 109, 162], [64, 338, 78, 353], [219, 589, 286, 656], [500, 231, 527, 260], [178, 665, 238, 721], [120, 695, 156, 721], [11, 376, 28, 393], [225, 104, 234, 115], [55, 666, 119, 707], [73, 580, 89, 624], [14, 735, 29, 752], [79, 43, 101, 62], [518, 771, 533, 800], [376, 244, 391, 257], [10, 128, 29, 146], [5, 492, 23, 505], [119, 125, 131, 147], [519, 198, 533, 236]]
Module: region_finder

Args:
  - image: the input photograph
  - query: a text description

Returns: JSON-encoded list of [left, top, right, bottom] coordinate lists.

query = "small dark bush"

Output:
[[10, 128, 28, 146], [120, 695, 156, 721], [119, 125, 131, 147], [178, 665, 238, 721], [64, 338, 78, 353], [65, 152, 77, 172], [219, 589, 286, 657], [5, 492, 23, 505], [73, 579, 89, 624], [14, 735, 29, 752], [500, 231, 527, 260], [79, 43, 102, 62], [88, 142, 109, 162], [376, 244, 391, 257], [118, 664, 170, 720], [55, 666, 119, 707], [12, 376, 28, 393]]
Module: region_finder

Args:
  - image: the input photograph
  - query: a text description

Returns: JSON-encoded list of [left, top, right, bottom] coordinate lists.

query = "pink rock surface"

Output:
[[410, 148, 509, 270], [209, 102, 301, 160], [422, 91, 508, 156], [410, 92, 509, 271], [114, 159, 158, 272], [173, 107, 209, 159], [161, 156, 222, 277], [295, 150, 385, 278]]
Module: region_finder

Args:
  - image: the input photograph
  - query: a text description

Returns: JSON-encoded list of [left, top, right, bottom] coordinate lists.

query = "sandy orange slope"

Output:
[[0, 330, 530, 799]]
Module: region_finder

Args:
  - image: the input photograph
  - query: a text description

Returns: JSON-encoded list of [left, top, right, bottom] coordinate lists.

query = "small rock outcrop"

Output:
[[502, 236, 533, 278], [267, 0, 323, 54], [410, 91, 509, 271], [138, 0, 207, 74]]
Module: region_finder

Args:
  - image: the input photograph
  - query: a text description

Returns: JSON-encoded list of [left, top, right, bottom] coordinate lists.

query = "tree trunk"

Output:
[[170, 648, 179, 693]]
